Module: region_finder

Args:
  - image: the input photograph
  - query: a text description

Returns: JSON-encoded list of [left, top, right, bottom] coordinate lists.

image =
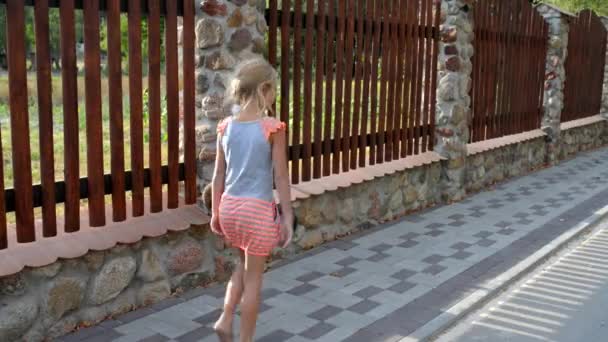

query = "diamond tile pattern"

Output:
[[62, 148, 608, 342]]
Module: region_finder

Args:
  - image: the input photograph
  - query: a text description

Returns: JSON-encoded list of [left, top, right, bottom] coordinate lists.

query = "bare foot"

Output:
[[214, 313, 234, 342]]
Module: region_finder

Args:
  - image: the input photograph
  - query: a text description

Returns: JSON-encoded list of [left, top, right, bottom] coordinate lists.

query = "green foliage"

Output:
[[534, 0, 608, 16]]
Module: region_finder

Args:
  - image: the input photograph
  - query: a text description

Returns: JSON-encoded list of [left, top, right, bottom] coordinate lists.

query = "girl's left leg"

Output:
[[214, 250, 246, 342]]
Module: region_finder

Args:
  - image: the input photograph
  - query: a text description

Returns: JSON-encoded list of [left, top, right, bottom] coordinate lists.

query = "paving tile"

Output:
[[287, 283, 319, 296], [398, 240, 419, 248], [308, 305, 343, 321], [425, 222, 445, 229], [299, 322, 338, 339], [335, 256, 360, 267], [450, 250, 473, 260], [450, 242, 472, 250], [353, 286, 384, 299], [497, 228, 516, 236], [422, 254, 446, 264], [367, 252, 390, 262], [477, 238, 497, 247], [348, 299, 381, 314], [391, 269, 417, 280], [448, 221, 467, 227], [425, 229, 446, 237], [59, 326, 109, 342], [494, 220, 512, 228], [193, 309, 222, 326], [140, 334, 171, 342], [175, 326, 215, 342], [257, 330, 295, 342], [369, 243, 393, 253], [115, 308, 156, 324], [329, 266, 357, 278], [387, 280, 417, 294], [296, 271, 325, 283], [473, 231, 493, 239], [422, 264, 447, 275]]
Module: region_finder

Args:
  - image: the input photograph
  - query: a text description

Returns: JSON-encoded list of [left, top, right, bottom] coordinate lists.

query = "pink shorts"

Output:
[[219, 194, 281, 256]]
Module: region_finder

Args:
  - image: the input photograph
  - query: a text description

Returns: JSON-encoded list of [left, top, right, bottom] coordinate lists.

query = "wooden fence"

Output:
[[563, 10, 607, 122], [0, 0, 197, 250], [470, 0, 548, 142], [267, 0, 441, 184]]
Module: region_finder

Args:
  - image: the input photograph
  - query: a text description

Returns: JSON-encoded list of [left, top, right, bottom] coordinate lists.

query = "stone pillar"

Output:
[[536, 5, 570, 164], [601, 18, 608, 120], [435, 0, 474, 202], [185, 0, 268, 202]]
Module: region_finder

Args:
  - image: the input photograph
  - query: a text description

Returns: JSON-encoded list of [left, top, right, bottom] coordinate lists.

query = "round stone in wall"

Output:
[[196, 18, 224, 49], [46, 277, 86, 320], [166, 239, 205, 275], [88, 256, 137, 305], [228, 28, 253, 52], [0, 296, 39, 341], [204, 50, 236, 70], [201, 0, 228, 16], [227, 8, 244, 27]]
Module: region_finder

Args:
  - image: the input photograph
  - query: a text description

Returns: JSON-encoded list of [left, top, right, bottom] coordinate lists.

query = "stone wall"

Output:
[[291, 163, 443, 251], [559, 120, 608, 159], [536, 4, 570, 164], [0, 224, 241, 341], [465, 138, 547, 193]]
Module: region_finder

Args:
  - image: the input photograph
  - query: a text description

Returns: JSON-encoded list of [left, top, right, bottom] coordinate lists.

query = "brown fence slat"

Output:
[[183, 0, 196, 204], [392, 0, 405, 159], [148, 0, 163, 212], [421, 0, 433, 152], [34, 0, 57, 236], [402, 0, 415, 157], [413, 0, 425, 154], [302, 0, 314, 181], [323, 0, 335, 175], [107, 0, 127, 221], [313, 0, 325, 178], [0, 129, 5, 248], [280, 0, 290, 154], [383, 0, 395, 162], [128, 0, 145, 215], [83, 0, 106, 226], [369, 0, 381, 165], [165, 0, 180, 208], [332, 0, 345, 174], [291, 0, 302, 183], [350, 0, 365, 170], [429, 0, 440, 150], [60, 0, 80, 232], [376, 0, 390, 163], [341, 0, 356, 171], [359, 0, 374, 167]]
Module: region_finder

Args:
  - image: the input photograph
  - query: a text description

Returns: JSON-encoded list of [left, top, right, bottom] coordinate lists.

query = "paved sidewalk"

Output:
[[62, 147, 608, 342]]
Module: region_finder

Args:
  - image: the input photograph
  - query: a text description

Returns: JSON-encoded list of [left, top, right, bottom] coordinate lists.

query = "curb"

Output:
[[401, 203, 608, 342]]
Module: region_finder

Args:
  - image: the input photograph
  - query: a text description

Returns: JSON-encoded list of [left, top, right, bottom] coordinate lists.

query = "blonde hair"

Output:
[[226, 58, 278, 117]]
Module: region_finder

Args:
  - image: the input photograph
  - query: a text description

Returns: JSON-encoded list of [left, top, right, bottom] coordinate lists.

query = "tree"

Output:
[[535, 0, 608, 16]]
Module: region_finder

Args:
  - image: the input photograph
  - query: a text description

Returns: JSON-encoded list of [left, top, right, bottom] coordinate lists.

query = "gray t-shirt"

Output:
[[221, 118, 276, 203]]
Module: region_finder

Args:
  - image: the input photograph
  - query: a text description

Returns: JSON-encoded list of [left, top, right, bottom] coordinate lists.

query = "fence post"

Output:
[[435, 0, 474, 202], [602, 17, 608, 120], [183, 0, 268, 208], [536, 5, 571, 164]]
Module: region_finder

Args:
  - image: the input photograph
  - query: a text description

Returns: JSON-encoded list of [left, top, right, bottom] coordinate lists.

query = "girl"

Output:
[[210, 58, 294, 342]]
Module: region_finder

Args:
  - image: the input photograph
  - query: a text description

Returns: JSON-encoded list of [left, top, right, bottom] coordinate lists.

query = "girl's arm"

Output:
[[271, 128, 293, 246], [211, 137, 226, 233]]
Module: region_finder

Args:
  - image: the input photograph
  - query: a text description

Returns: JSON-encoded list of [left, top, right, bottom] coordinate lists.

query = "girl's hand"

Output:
[[280, 215, 294, 248], [210, 215, 223, 236]]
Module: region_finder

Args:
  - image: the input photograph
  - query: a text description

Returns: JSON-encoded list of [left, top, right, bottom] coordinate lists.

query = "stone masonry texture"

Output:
[[536, 5, 570, 164], [435, 0, 475, 202]]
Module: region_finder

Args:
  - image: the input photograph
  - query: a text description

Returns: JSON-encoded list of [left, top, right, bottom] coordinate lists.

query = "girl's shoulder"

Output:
[[217, 116, 234, 136], [261, 117, 286, 141]]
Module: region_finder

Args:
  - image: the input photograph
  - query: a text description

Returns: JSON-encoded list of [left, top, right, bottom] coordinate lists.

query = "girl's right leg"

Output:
[[214, 250, 246, 342], [239, 253, 266, 342]]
